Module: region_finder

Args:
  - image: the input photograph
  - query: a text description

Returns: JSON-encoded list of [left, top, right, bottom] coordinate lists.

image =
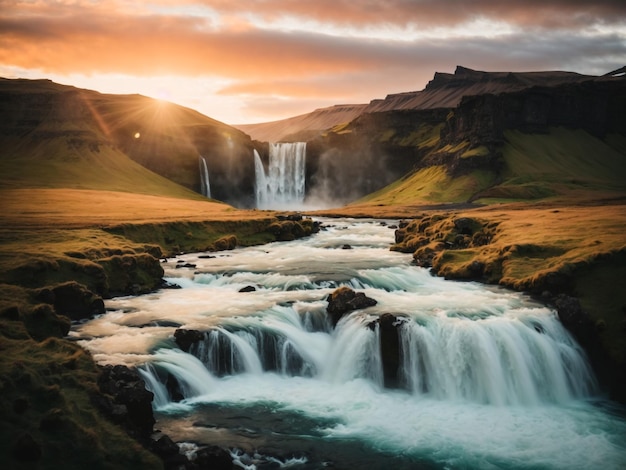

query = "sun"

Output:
[[134, 132, 141, 139]]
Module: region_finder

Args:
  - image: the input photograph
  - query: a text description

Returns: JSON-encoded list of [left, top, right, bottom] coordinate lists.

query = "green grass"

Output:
[[495, 127, 626, 196], [356, 166, 496, 205], [0, 135, 205, 200]]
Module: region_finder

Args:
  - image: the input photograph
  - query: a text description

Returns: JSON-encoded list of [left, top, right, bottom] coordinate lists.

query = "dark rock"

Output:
[[239, 285, 256, 293], [369, 313, 408, 389], [174, 328, 205, 352], [42, 281, 106, 321], [341, 244, 352, 250], [453, 217, 475, 235], [326, 287, 377, 326], [175, 263, 197, 269], [194, 445, 234, 470], [97, 364, 155, 439], [12, 433, 42, 462], [160, 280, 182, 289], [198, 255, 216, 259], [166, 374, 184, 402], [151, 434, 180, 458], [23, 303, 71, 340], [468, 260, 485, 277]]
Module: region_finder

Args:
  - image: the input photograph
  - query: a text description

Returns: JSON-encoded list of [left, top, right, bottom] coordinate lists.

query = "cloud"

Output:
[[1, 0, 624, 123]]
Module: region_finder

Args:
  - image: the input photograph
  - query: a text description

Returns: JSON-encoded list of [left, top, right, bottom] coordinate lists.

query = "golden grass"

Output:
[[0, 188, 266, 228], [314, 199, 626, 369]]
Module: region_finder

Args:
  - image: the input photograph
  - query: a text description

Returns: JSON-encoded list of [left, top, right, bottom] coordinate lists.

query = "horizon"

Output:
[[1, 1, 625, 125]]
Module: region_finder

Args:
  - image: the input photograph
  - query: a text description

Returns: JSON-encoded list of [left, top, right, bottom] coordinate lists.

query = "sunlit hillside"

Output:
[[0, 78, 257, 204]]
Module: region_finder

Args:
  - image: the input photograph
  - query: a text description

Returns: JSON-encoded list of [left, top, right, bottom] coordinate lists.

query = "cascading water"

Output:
[[199, 155, 211, 198], [72, 219, 626, 470], [254, 142, 306, 209]]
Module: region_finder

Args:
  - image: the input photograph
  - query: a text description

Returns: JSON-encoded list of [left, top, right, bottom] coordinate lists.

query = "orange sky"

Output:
[[1, 0, 625, 124]]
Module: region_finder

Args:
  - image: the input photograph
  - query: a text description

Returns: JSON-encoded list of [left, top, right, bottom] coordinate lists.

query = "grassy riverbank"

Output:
[[312, 198, 626, 401], [0, 188, 315, 469], [1, 187, 625, 469]]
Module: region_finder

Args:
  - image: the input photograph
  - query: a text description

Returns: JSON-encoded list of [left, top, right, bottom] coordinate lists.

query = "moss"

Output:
[[99, 253, 164, 296], [0, 332, 162, 470]]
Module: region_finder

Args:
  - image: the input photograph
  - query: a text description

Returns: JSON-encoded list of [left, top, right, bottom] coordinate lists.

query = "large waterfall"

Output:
[[199, 155, 211, 198], [72, 219, 626, 470], [254, 142, 306, 209]]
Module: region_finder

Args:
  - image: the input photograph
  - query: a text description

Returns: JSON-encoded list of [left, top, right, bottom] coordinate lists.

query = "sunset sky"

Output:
[[1, 0, 625, 124]]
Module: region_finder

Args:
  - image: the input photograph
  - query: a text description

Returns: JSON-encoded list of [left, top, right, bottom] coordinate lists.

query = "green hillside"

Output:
[[356, 127, 626, 206], [0, 78, 257, 204], [0, 133, 206, 199]]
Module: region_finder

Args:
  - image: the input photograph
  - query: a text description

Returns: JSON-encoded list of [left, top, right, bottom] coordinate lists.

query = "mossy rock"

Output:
[[213, 234, 238, 251], [99, 253, 164, 296]]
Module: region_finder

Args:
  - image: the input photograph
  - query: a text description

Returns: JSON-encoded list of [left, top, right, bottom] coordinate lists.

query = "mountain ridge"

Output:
[[236, 66, 616, 142]]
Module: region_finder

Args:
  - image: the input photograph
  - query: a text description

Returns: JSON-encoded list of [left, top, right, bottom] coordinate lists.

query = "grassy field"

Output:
[[0, 187, 288, 469]]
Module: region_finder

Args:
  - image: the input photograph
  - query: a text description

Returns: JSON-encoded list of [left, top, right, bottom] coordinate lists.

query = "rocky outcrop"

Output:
[[35, 281, 105, 321], [174, 328, 205, 352], [368, 313, 408, 389], [99, 253, 164, 296], [267, 217, 320, 241], [326, 287, 377, 326], [95, 365, 155, 440]]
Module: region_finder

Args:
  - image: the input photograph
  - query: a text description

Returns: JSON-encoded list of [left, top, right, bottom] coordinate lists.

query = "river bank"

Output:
[[1, 191, 625, 468], [311, 199, 626, 403], [0, 188, 317, 469]]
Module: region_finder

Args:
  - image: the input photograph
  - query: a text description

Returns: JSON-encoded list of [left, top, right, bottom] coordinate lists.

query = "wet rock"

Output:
[[174, 328, 205, 352], [326, 287, 377, 326], [239, 285, 256, 293], [194, 445, 234, 469], [150, 433, 190, 469], [175, 263, 197, 269], [369, 313, 408, 389], [341, 244, 352, 250], [97, 364, 155, 439]]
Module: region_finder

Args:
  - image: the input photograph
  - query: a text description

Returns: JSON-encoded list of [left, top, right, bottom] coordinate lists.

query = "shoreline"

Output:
[[1, 196, 625, 469]]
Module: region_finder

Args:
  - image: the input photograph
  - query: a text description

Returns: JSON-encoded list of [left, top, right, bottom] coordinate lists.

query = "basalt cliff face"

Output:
[[301, 67, 626, 206]]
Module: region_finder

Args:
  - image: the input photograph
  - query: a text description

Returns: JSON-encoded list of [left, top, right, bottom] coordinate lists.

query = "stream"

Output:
[[72, 218, 626, 469]]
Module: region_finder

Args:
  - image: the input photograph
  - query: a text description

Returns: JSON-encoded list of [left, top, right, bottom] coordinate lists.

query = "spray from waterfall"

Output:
[[199, 155, 211, 198], [254, 143, 306, 209]]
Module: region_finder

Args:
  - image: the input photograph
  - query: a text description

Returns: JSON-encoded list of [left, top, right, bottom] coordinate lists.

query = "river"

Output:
[[72, 218, 626, 469]]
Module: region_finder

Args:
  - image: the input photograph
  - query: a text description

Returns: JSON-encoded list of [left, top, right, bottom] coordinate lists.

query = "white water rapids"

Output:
[[72, 219, 626, 469]]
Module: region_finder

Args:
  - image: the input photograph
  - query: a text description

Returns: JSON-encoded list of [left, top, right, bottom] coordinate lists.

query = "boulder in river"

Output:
[[326, 287, 377, 326]]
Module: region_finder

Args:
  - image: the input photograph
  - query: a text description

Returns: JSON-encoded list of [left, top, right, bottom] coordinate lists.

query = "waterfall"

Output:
[[76, 219, 626, 469], [139, 305, 595, 407], [199, 155, 211, 198], [254, 142, 306, 209]]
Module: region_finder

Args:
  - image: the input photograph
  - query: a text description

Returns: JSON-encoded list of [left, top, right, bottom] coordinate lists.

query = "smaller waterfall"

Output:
[[199, 155, 211, 198], [254, 143, 306, 209], [140, 307, 596, 407]]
